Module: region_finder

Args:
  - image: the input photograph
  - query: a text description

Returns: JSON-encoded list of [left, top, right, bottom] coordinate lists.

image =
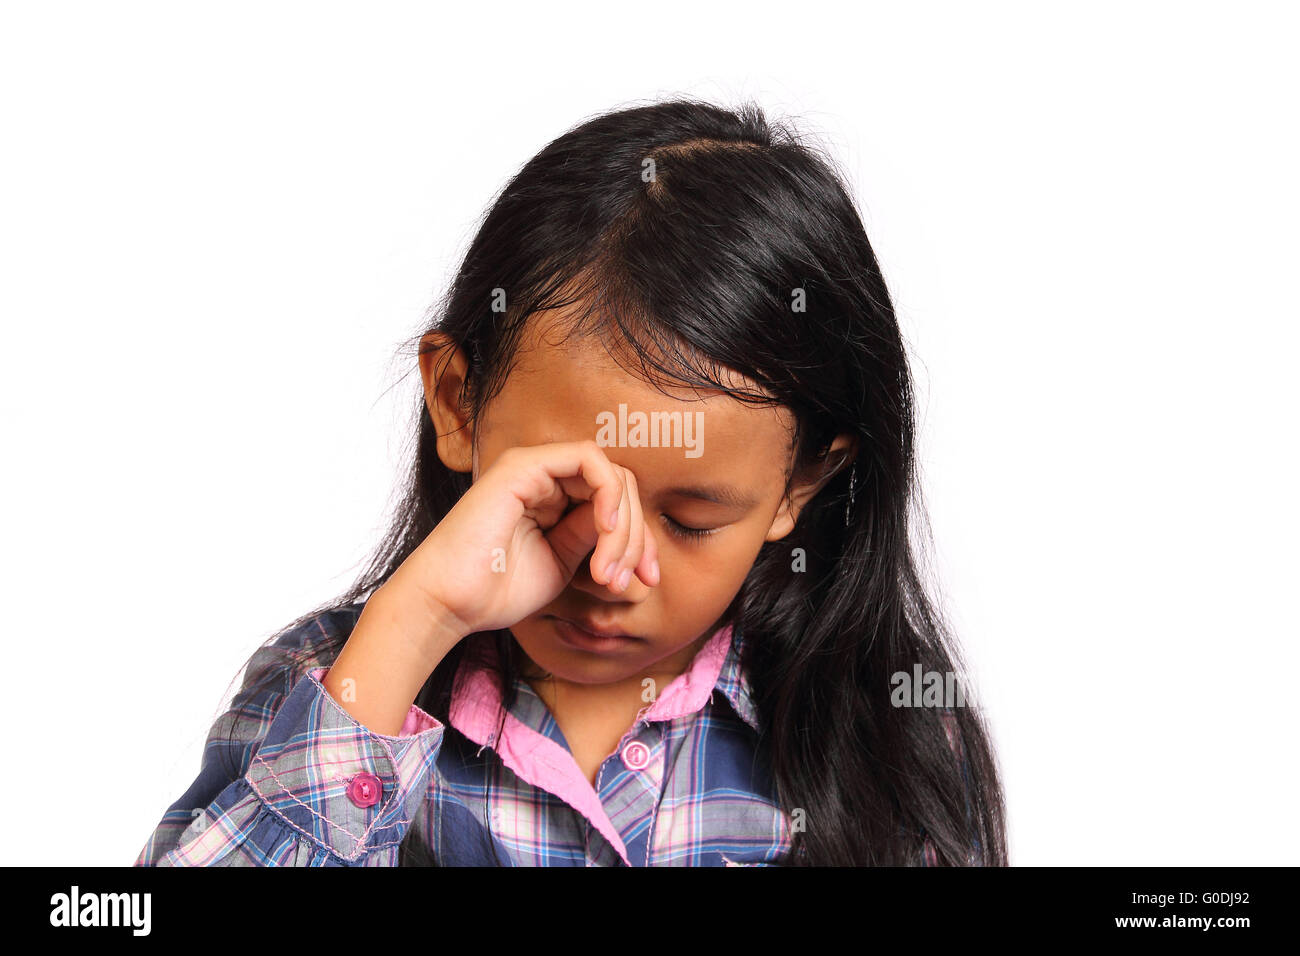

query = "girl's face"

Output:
[[423, 313, 851, 689]]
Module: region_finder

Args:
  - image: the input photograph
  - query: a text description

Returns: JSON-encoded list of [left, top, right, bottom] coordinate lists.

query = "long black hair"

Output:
[[221, 96, 1007, 866]]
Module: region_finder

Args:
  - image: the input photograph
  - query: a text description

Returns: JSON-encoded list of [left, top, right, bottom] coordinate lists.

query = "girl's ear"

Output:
[[419, 332, 475, 474], [764, 433, 858, 542]]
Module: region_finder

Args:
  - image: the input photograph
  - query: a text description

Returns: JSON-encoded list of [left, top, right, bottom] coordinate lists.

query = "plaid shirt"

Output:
[[135, 602, 964, 866]]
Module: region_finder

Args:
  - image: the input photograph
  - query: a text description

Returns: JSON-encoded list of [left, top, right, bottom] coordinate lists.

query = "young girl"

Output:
[[135, 98, 1007, 867]]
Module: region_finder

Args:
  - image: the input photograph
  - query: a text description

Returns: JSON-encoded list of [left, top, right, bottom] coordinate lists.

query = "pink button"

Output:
[[621, 740, 650, 771], [347, 771, 382, 808]]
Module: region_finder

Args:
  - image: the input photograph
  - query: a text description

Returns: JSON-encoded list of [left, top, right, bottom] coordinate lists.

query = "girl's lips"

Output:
[[550, 616, 641, 651]]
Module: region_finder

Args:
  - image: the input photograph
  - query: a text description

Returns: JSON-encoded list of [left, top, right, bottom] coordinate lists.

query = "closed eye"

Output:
[[661, 514, 720, 541]]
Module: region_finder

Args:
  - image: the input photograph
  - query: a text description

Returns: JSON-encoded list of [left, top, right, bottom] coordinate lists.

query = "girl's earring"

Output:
[[844, 462, 857, 527]]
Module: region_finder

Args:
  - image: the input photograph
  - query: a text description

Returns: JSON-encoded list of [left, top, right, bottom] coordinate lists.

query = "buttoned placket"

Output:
[[463, 673, 640, 865], [591, 717, 666, 867], [447, 623, 742, 866]]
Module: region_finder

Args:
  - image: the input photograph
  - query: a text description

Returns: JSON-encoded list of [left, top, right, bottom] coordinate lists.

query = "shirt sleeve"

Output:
[[134, 621, 445, 867]]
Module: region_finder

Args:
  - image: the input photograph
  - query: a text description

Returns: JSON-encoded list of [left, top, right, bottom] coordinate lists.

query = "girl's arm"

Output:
[[135, 438, 641, 865], [133, 598, 452, 867]]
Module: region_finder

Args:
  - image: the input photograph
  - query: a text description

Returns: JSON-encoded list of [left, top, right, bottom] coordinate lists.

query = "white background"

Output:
[[1, 1, 1295, 866]]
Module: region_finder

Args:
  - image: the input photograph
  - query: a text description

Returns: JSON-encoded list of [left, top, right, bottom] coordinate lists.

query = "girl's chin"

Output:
[[515, 639, 648, 687]]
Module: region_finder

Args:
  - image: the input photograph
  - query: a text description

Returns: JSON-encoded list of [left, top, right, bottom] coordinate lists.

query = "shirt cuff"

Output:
[[241, 664, 444, 862]]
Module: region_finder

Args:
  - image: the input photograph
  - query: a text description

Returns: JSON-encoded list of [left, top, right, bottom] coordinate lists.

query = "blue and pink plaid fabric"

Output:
[[135, 602, 965, 866]]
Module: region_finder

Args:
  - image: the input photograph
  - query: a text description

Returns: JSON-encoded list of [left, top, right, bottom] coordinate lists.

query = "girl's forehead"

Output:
[[497, 314, 795, 463]]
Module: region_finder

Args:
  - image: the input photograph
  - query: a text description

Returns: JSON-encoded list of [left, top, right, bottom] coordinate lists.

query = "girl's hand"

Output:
[[385, 440, 660, 640]]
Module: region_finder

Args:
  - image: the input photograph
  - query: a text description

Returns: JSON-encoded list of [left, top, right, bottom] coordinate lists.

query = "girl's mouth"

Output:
[[548, 616, 641, 652]]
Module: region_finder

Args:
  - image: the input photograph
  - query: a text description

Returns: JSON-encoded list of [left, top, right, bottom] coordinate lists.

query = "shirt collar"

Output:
[[448, 619, 761, 741], [704, 622, 761, 733]]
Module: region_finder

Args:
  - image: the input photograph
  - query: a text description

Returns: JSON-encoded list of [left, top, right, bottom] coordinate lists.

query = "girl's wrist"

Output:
[[368, 576, 470, 672], [322, 583, 467, 735]]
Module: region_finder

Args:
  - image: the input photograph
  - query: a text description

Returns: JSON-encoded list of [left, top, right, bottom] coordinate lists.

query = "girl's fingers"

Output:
[[502, 440, 658, 591], [593, 466, 632, 587], [610, 469, 645, 592], [635, 512, 660, 587], [563, 442, 625, 534], [518, 440, 623, 536]]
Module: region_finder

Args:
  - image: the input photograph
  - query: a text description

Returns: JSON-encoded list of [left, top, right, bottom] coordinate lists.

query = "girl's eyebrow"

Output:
[[661, 484, 757, 510]]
